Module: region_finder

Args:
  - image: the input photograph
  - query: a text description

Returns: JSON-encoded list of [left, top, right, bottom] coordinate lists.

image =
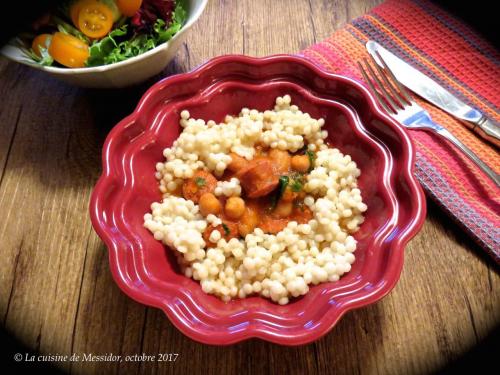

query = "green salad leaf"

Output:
[[86, 2, 187, 67], [155, 3, 187, 42], [24, 45, 54, 66], [86, 25, 129, 66]]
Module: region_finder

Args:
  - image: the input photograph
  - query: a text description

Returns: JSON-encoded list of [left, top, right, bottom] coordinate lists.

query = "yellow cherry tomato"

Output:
[[116, 0, 143, 17], [48, 32, 89, 68], [70, 0, 94, 26], [31, 34, 52, 57], [77, 1, 114, 39]]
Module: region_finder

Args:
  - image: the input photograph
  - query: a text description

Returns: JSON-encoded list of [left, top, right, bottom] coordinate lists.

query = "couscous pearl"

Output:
[[278, 297, 289, 305], [243, 283, 253, 295], [345, 253, 355, 264]]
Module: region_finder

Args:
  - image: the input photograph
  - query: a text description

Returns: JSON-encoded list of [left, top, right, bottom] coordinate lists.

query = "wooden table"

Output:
[[1, 1, 498, 374]]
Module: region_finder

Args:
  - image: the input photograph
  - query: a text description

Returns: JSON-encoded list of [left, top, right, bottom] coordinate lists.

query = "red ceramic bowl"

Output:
[[89, 55, 426, 345]]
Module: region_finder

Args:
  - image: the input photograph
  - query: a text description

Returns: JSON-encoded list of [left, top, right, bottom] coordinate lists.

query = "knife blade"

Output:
[[366, 40, 500, 147]]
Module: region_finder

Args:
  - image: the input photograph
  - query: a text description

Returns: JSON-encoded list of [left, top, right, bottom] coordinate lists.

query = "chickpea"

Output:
[[225, 197, 246, 220], [199, 193, 222, 216], [269, 149, 291, 173], [227, 152, 247, 172], [273, 201, 293, 218], [291, 155, 310, 173], [238, 207, 260, 237]]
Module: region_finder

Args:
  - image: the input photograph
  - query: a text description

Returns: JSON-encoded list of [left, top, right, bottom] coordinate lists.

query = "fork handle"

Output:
[[436, 128, 500, 187]]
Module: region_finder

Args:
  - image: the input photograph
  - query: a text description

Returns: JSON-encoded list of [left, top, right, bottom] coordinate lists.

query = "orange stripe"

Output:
[[364, 15, 499, 120]]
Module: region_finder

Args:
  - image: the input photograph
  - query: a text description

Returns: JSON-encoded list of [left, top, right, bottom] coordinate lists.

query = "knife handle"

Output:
[[467, 116, 500, 148]]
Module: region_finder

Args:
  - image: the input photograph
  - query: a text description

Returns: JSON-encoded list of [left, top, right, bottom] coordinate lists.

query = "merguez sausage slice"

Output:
[[237, 159, 280, 198]]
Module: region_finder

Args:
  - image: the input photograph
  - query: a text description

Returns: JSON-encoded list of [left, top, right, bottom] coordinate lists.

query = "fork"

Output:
[[358, 51, 500, 187]]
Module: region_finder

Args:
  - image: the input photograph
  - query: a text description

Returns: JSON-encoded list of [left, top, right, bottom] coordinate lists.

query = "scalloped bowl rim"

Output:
[[89, 54, 426, 345]]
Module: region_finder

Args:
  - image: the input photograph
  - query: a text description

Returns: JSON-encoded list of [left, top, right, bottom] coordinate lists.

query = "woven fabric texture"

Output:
[[300, 0, 500, 262]]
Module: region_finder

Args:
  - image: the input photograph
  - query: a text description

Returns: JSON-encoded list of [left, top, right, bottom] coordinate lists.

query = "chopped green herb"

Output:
[[270, 176, 289, 209], [277, 176, 289, 200], [290, 179, 303, 192], [289, 172, 305, 192], [222, 223, 230, 236], [305, 150, 316, 172], [195, 177, 206, 187]]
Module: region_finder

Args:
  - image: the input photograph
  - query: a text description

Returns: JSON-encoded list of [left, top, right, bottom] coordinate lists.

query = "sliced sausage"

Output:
[[227, 152, 247, 173], [237, 159, 279, 198]]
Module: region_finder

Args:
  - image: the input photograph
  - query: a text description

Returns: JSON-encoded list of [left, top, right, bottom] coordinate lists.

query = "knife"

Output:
[[366, 41, 500, 148]]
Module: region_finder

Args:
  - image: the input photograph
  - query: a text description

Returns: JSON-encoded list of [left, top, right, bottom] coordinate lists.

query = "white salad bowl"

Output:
[[0, 0, 208, 88]]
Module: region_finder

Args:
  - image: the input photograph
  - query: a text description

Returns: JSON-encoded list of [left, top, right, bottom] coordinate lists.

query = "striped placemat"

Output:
[[300, 0, 500, 262]]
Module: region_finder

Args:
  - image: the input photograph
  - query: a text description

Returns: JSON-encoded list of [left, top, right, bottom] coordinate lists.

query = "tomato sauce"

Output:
[[247, 197, 313, 234]]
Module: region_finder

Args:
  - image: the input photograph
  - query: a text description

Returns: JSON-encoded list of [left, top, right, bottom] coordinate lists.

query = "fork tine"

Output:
[[368, 53, 411, 108], [362, 58, 403, 113], [357, 61, 395, 115], [374, 50, 414, 105]]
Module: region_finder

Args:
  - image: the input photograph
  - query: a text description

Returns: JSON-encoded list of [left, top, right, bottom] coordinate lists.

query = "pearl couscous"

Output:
[[144, 95, 367, 304]]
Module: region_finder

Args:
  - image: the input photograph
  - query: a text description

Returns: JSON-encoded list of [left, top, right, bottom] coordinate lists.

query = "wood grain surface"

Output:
[[0, 1, 498, 374]]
